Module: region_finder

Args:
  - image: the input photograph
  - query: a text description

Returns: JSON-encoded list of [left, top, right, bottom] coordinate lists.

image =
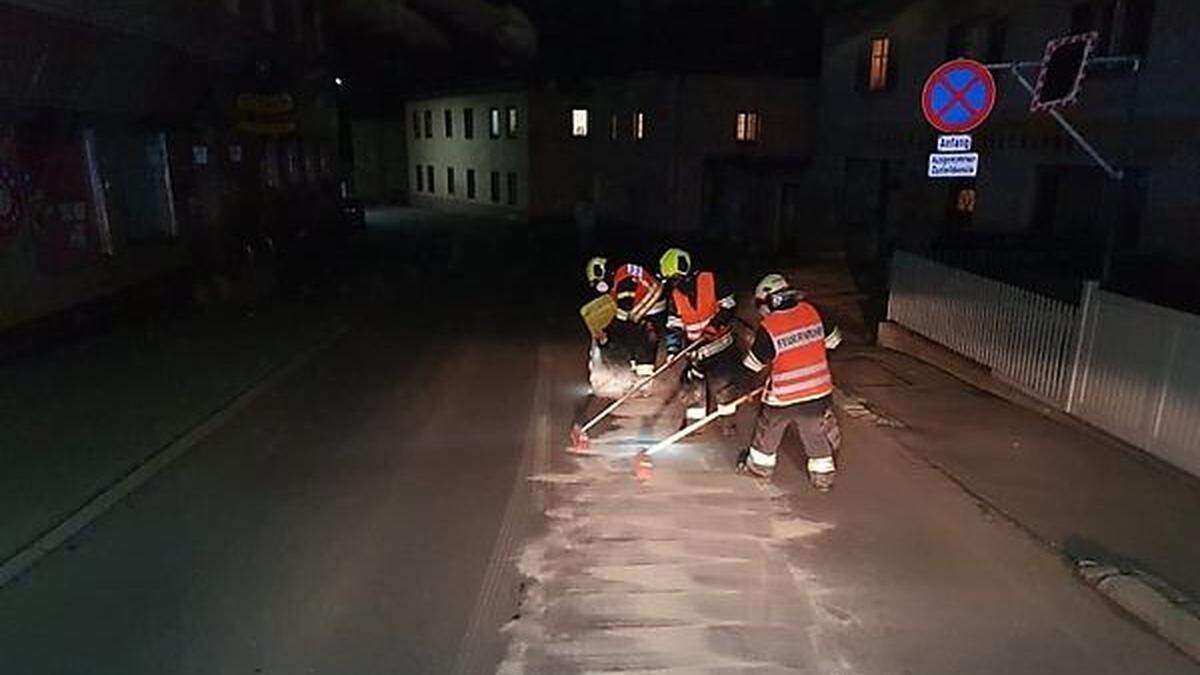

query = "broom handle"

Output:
[[643, 388, 763, 457], [580, 338, 705, 434]]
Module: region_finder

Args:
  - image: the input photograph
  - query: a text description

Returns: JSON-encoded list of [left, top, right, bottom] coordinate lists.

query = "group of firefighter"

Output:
[[576, 247, 842, 492]]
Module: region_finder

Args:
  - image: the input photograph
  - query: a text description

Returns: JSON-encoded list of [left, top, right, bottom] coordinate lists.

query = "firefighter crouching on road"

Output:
[[720, 273, 843, 492], [584, 256, 665, 376], [611, 261, 667, 377], [659, 247, 742, 431]]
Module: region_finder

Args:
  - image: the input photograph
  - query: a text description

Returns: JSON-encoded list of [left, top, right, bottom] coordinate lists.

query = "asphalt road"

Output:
[[1, 209, 1197, 674], [0, 210, 564, 674]]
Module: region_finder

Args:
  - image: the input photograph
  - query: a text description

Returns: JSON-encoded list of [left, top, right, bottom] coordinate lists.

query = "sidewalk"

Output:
[[0, 298, 345, 567], [838, 341, 1200, 603]]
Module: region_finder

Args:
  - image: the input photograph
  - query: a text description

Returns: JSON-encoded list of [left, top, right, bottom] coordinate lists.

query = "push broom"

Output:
[[570, 338, 706, 452]]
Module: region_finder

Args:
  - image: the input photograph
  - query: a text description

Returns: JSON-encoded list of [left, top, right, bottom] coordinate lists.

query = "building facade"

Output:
[[403, 74, 817, 248], [813, 0, 1199, 304], [405, 90, 532, 217], [0, 0, 342, 333]]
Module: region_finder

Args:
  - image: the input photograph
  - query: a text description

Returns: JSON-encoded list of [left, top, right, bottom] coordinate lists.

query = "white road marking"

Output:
[[0, 324, 349, 588]]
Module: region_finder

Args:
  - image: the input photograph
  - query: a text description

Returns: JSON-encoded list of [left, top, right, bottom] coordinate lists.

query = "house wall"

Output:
[[404, 92, 531, 218], [816, 0, 1200, 266]]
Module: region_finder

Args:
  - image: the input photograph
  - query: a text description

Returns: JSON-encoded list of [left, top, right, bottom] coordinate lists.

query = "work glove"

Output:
[[716, 401, 738, 417], [701, 323, 726, 341], [824, 326, 842, 350], [665, 331, 684, 356]]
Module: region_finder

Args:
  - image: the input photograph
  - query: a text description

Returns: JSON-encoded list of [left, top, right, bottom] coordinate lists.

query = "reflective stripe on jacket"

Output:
[[761, 302, 832, 406], [612, 264, 664, 322]]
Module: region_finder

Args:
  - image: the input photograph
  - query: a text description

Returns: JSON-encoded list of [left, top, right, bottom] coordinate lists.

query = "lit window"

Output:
[[956, 188, 977, 213], [489, 108, 501, 138], [571, 109, 589, 137], [633, 111, 646, 140], [735, 111, 760, 142], [869, 37, 890, 91], [610, 113, 618, 140], [506, 106, 519, 138]]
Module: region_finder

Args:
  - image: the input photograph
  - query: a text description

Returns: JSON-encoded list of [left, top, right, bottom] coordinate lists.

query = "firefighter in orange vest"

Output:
[[720, 273, 843, 491], [659, 247, 741, 428]]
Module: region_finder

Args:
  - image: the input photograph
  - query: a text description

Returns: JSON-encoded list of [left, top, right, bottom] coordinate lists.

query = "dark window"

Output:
[[444, 109, 453, 138], [506, 106, 519, 138], [426, 165, 434, 193], [415, 164, 423, 192], [464, 108, 475, 139], [1072, 0, 1156, 57], [467, 169, 476, 199], [946, 16, 1008, 62], [423, 110, 432, 138], [490, 171, 500, 202], [1031, 165, 1147, 274], [412, 111, 420, 139], [447, 166, 455, 194], [506, 172, 518, 205], [489, 108, 501, 138]]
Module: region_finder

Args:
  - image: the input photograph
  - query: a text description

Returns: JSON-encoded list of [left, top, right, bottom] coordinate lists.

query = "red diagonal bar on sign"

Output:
[[935, 73, 982, 118]]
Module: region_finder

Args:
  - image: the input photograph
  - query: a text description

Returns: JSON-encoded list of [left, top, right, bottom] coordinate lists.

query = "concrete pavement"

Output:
[[501, 339, 1200, 673]]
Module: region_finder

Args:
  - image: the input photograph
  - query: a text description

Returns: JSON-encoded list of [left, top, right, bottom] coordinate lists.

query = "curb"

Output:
[[1077, 562, 1200, 663], [0, 323, 348, 588]]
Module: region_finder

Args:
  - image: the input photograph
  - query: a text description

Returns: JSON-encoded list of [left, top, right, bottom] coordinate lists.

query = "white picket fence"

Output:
[[887, 252, 1080, 405], [889, 251, 1200, 479], [1069, 284, 1200, 478]]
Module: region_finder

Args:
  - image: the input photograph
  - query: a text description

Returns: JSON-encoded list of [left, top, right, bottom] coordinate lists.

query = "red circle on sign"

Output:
[[921, 59, 996, 133]]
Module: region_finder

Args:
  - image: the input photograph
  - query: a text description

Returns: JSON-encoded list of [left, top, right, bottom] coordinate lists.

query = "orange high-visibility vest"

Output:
[[611, 263, 663, 322], [761, 302, 833, 406], [672, 272, 730, 342]]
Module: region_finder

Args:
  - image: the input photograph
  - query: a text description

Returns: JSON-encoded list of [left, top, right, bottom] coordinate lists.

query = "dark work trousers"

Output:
[[609, 315, 662, 367], [687, 345, 742, 416], [750, 396, 839, 461]]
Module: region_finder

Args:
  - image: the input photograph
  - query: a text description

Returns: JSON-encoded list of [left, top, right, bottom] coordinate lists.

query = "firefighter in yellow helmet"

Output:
[[659, 247, 741, 430]]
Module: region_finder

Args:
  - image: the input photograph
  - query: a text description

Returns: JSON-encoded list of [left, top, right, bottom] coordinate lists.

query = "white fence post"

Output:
[[1065, 280, 1099, 414]]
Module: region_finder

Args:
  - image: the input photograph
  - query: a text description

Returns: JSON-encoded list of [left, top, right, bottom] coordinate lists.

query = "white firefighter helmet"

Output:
[[755, 273, 804, 313]]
